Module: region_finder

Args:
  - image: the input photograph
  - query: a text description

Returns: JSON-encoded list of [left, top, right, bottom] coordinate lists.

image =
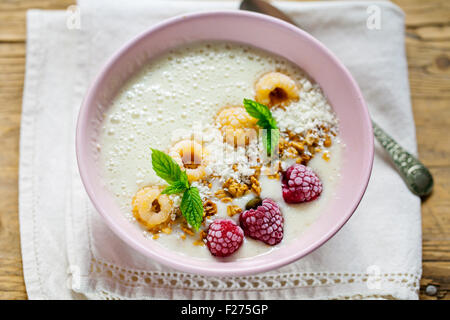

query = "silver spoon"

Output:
[[240, 0, 433, 197]]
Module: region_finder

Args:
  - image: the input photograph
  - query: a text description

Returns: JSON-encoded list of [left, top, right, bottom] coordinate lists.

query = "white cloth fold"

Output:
[[20, 0, 421, 300]]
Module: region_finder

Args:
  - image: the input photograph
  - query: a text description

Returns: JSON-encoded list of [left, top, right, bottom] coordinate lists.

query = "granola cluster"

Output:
[[203, 199, 217, 217], [279, 126, 336, 166], [227, 205, 243, 217]]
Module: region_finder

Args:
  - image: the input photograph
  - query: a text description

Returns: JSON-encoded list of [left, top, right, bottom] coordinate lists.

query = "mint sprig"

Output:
[[151, 148, 203, 231], [243, 98, 279, 156], [161, 180, 189, 195]]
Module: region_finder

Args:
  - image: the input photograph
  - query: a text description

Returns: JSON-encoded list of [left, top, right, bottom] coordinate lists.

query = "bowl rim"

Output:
[[76, 10, 374, 276]]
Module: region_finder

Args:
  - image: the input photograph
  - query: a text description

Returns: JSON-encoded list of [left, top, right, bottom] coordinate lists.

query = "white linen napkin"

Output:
[[19, 0, 421, 300]]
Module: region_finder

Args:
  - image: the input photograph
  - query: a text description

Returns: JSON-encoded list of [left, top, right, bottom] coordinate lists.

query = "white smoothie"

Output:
[[98, 41, 342, 260]]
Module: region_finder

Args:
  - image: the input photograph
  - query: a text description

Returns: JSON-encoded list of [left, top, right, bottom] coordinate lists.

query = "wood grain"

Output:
[[0, 0, 448, 300], [395, 0, 450, 300]]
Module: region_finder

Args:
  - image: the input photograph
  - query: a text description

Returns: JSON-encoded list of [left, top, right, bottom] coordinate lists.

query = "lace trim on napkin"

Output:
[[88, 257, 420, 296], [95, 290, 405, 300]]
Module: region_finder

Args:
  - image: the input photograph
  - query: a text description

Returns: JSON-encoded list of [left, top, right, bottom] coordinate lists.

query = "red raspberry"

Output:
[[282, 164, 323, 203], [206, 219, 244, 257], [239, 199, 283, 245]]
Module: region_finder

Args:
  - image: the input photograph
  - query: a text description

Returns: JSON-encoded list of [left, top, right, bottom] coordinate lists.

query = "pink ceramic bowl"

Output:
[[76, 11, 373, 276]]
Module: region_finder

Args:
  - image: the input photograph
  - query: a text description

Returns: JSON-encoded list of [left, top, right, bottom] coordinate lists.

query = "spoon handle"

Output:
[[372, 121, 433, 196]]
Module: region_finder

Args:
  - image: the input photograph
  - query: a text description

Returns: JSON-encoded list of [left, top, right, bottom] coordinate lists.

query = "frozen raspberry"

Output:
[[206, 219, 244, 257], [282, 164, 323, 203], [239, 199, 283, 245]]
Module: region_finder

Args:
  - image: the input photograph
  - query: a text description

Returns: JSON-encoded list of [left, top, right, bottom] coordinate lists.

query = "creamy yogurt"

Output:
[[98, 41, 342, 260]]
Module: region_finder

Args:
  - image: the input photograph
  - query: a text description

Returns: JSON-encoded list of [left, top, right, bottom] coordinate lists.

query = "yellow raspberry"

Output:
[[132, 186, 173, 229], [215, 106, 258, 147], [168, 139, 208, 182], [255, 72, 299, 107]]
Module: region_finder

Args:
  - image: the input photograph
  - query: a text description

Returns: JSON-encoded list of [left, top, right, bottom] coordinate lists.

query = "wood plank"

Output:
[[420, 261, 450, 299], [0, 7, 28, 299], [0, 256, 27, 300], [414, 25, 450, 41], [402, 1, 450, 300], [0, 11, 26, 42], [393, 0, 450, 27], [0, 0, 74, 11], [422, 167, 450, 262], [0, 42, 25, 56], [413, 99, 450, 167], [0, 168, 25, 299], [405, 34, 450, 100]]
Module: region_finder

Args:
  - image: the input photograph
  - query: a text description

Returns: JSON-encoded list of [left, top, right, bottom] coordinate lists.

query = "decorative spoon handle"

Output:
[[372, 121, 433, 196]]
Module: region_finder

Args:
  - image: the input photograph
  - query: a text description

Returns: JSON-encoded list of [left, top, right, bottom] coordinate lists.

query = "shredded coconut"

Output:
[[272, 84, 338, 135], [203, 130, 260, 184], [168, 194, 182, 207]]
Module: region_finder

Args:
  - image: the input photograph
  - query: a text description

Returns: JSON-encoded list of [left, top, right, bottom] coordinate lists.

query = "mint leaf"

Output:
[[266, 128, 280, 157], [261, 127, 280, 157], [179, 170, 189, 188], [257, 118, 277, 130], [161, 179, 189, 195], [243, 98, 274, 125], [243, 98, 279, 156], [180, 187, 204, 231], [151, 148, 182, 185]]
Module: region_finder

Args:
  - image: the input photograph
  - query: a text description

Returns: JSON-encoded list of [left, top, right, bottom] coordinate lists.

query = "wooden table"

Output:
[[0, 0, 448, 300]]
